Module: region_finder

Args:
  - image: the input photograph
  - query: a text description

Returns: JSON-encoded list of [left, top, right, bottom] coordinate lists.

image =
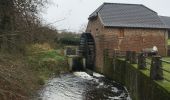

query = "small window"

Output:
[[119, 29, 124, 38], [96, 28, 98, 31]]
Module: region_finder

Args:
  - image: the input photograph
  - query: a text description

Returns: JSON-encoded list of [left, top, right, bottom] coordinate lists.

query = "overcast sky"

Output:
[[42, 0, 170, 32]]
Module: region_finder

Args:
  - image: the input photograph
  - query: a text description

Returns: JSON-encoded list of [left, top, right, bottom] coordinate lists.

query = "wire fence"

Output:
[[113, 50, 170, 82]]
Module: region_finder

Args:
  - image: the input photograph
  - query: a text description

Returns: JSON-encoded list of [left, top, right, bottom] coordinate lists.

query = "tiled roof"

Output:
[[89, 3, 167, 29], [159, 16, 170, 29]]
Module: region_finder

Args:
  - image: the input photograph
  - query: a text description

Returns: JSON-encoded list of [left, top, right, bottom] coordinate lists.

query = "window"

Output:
[[119, 28, 124, 38]]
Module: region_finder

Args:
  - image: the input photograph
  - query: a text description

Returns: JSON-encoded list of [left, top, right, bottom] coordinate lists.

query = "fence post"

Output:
[[130, 51, 137, 64], [126, 51, 131, 61], [113, 50, 117, 58], [138, 52, 146, 69], [150, 56, 163, 80]]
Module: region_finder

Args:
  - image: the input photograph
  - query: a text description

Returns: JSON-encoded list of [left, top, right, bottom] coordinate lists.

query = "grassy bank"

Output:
[[0, 43, 69, 100]]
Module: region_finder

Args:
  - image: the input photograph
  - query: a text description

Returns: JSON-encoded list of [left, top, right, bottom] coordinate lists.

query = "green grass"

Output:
[[0, 43, 70, 99], [119, 58, 170, 92], [168, 39, 170, 45], [162, 57, 170, 83], [146, 58, 170, 92], [144, 57, 170, 92], [163, 57, 170, 61], [26, 44, 69, 85], [33, 50, 65, 62], [28, 50, 68, 79]]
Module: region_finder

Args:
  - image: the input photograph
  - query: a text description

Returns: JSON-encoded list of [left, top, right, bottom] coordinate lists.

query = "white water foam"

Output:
[[73, 72, 93, 80], [93, 72, 104, 78]]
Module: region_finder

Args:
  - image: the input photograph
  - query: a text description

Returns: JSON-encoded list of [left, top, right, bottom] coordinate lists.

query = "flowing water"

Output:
[[37, 72, 131, 100]]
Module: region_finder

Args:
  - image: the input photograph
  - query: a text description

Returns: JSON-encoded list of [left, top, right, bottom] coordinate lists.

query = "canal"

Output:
[[37, 72, 131, 100]]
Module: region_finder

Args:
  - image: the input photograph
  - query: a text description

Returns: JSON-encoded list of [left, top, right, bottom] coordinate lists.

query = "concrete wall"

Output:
[[86, 17, 168, 73], [67, 56, 85, 71]]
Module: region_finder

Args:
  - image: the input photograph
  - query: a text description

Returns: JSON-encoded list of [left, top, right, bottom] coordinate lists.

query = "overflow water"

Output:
[[38, 72, 131, 100]]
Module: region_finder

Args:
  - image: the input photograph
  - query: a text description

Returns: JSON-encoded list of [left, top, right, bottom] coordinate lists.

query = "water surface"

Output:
[[38, 72, 131, 100]]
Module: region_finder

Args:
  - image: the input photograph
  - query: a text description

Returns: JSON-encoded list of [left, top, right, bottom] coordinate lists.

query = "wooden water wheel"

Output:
[[79, 33, 95, 70]]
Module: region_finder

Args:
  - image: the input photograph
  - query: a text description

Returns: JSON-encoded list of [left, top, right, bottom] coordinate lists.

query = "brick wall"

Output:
[[86, 17, 168, 73]]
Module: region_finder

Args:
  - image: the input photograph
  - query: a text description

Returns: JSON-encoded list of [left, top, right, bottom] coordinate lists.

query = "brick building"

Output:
[[159, 16, 170, 38], [85, 3, 170, 72]]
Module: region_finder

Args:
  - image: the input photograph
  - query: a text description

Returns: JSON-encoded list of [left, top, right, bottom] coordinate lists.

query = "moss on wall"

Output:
[[102, 53, 170, 100]]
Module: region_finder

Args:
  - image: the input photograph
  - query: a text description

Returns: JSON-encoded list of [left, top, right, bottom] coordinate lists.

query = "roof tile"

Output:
[[89, 3, 167, 29]]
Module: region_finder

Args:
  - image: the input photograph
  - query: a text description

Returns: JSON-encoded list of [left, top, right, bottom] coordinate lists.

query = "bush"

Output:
[[57, 32, 80, 45]]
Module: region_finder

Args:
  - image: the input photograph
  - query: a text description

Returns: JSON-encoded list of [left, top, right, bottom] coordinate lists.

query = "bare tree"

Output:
[[0, 0, 51, 53], [78, 23, 87, 33]]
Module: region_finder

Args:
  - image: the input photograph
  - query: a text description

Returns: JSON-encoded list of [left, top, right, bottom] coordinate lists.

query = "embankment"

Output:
[[0, 43, 69, 100]]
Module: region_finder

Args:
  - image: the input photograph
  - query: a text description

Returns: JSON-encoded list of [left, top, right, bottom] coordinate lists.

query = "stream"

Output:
[[37, 72, 131, 100]]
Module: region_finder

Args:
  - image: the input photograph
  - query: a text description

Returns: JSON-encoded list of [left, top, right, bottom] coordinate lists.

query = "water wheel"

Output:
[[79, 33, 95, 70]]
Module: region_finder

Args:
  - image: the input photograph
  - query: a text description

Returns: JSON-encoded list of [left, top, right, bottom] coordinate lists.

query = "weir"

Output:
[[67, 55, 85, 71]]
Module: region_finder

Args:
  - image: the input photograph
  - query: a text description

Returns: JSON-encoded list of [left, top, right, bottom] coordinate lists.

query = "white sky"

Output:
[[42, 0, 170, 32]]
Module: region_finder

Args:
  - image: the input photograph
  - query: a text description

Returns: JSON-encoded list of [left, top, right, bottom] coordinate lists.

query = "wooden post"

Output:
[[126, 51, 131, 61], [113, 50, 116, 58], [113, 49, 119, 58], [138, 52, 146, 69], [130, 51, 137, 64], [150, 56, 163, 80]]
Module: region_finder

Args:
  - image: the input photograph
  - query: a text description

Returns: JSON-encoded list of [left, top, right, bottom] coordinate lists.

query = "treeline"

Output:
[[0, 0, 82, 99], [0, 0, 59, 54], [57, 31, 81, 46], [0, 0, 82, 55]]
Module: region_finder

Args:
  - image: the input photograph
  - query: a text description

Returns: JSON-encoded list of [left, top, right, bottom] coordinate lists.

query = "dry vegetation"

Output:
[[0, 53, 38, 100], [0, 0, 74, 99], [0, 43, 69, 100]]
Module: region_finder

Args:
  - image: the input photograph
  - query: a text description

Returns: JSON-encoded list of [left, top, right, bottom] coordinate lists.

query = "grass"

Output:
[[0, 43, 69, 99], [144, 57, 170, 92], [141, 57, 170, 92], [161, 57, 170, 82], [26, 43, 69, 83], [119, 58, 170, 92], [168, 39, 170, 45], [145, 57, 170, 80]]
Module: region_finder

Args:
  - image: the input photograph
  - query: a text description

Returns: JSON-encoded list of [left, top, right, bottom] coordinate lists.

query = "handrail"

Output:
[[161, 59, 170, 64], [112, 50, 170, 81]]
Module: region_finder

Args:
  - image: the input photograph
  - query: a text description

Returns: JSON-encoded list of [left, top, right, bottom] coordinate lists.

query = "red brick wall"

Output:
[[86, 17, 105, 72], [86, 17, 168, 73]]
